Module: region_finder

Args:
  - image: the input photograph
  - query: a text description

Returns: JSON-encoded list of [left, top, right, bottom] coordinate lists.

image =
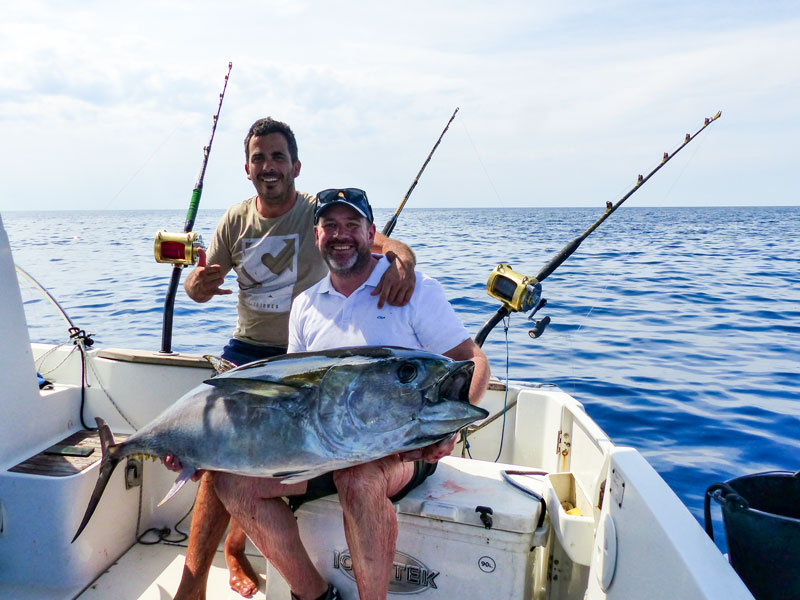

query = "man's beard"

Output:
[[323, 244, 372, 277], [258, 176, 291, 202]]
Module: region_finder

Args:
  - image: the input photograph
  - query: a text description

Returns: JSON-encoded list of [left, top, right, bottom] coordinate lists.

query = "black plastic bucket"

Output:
[[705, 470, 800, 600]]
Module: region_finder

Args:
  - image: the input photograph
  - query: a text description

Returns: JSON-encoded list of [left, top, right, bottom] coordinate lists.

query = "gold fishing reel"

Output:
[[154, 230, 204, 266], [486, 264, 541, 313], [475, 263, 548, 346]]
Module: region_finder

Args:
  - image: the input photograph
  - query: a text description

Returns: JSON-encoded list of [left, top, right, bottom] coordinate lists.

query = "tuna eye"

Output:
[[397, 362, 417, 384]]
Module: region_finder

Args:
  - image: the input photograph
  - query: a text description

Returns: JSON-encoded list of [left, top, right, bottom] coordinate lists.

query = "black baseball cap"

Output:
[[314, 188, 374, 224]]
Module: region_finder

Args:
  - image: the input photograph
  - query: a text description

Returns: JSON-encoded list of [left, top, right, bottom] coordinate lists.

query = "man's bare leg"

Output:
[[334, 457, 414, 600], [215, 474, 329, 600], [225, 519, 259, 598], [173, 472, 231, 600]]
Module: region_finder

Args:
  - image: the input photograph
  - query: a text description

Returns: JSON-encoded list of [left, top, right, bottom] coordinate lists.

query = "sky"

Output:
[[1, 0, 799, 212]]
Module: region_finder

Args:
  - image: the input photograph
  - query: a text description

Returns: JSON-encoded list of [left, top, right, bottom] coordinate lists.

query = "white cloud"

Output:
[[1, 0, 798, 211]]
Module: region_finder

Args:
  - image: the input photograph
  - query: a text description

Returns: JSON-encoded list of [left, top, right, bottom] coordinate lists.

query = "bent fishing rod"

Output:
[[382, 107, 459, 237], [474, 110, 723, 347], [156, 62, 232, 354]]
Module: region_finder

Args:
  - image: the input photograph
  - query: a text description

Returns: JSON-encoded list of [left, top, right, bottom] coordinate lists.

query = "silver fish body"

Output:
[[73, 346, 487, 540]]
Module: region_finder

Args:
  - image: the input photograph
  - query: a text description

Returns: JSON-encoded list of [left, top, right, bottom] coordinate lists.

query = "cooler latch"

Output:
[[475, 505, 494, 529]]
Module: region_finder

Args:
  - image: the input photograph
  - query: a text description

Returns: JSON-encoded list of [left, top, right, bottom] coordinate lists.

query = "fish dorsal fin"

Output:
[[157, 467, 196, 507]]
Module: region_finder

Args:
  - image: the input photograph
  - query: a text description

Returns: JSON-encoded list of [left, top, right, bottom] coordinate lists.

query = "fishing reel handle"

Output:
[[529, 316, 551, 339]]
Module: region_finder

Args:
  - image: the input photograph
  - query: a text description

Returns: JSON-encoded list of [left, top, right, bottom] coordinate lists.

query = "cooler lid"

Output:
[[396, 456, 546, 535]]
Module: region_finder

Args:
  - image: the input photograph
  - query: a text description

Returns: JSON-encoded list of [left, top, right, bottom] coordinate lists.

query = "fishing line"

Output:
[[459, 113, 507, 210], [102, 121, 187, 211], [557, 227, 652, 396], [55, 117, 190, 244], [463, 313, 512, 461], [459, 110, 514, 452], [492, 314, 512, 462], [35, 342, 77, 377], [554, 117, 721, 387], [657, 124, 716, 204], [18, 265, 138, 429], [82, 350, 138, 430], [17, 264, 95, 429]]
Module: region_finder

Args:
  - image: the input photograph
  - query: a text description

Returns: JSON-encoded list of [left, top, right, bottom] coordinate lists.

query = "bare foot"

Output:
[[225, 547, 259, 598]]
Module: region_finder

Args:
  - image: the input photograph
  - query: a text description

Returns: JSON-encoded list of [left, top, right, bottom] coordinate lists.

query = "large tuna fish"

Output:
[[73, 346, 487, 541]]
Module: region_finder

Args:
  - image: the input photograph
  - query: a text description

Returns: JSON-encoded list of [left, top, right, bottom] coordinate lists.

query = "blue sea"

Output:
[[3, 206, 799, 551]]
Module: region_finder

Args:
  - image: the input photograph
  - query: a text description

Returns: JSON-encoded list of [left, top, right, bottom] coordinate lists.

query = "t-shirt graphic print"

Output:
[[237, 233, 299, 313]]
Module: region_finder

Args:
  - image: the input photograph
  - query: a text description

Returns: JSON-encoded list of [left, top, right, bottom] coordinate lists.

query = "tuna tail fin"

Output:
[[71, 417, 122, 542]]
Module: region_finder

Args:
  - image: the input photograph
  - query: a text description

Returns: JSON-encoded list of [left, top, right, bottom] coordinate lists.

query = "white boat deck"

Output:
[[77, 538, 268, 600]]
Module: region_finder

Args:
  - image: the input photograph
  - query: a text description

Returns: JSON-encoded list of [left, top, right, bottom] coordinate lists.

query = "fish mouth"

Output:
[[416, 359, 487, 440], [437, 360, 474, 403]]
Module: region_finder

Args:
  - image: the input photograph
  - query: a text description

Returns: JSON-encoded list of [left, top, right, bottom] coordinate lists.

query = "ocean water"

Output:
[[3, 205, 799, 550]]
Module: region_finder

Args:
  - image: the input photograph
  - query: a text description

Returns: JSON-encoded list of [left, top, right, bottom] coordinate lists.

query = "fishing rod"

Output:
[[15, 264, 78, 332], [382, 107, 459, 237], [474, 110, 723, 347], [156, 62, 232, 354], [15, 263, 101, 429]]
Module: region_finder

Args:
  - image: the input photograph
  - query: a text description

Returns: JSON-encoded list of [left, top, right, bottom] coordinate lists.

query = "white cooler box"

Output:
[[266, 456, 549, 599]]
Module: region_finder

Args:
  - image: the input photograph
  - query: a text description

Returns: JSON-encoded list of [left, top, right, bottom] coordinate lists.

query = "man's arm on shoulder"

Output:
[[370, 233, 416, 308], [372, 233, 416, 268], [184, 248, 233, 303]]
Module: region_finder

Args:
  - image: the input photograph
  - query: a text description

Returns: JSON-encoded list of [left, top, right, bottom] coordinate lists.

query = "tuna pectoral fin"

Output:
[[157, 467, 196, 507], [72, 417, 120, 543]]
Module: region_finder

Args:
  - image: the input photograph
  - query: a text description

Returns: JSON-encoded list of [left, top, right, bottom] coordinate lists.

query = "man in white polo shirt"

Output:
[[288, 191, 473, 356], [215, 188, 489, 600]]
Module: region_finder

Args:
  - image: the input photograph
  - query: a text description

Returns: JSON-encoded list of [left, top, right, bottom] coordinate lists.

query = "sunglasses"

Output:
[[315, 188, 374, 223]]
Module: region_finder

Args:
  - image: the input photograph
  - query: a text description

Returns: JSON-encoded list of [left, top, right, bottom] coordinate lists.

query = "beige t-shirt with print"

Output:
[[207, 192, 328, 347]]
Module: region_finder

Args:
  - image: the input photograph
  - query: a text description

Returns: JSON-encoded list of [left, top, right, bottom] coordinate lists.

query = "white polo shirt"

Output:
[[287, 256, 470, 354]]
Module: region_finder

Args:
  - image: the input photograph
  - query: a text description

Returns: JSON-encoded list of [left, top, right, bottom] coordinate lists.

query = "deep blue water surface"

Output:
[[3, 206, 799, 550]]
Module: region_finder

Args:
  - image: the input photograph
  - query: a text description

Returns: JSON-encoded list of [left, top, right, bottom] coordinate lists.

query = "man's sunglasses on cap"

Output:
[[315, 188, 374, 223]]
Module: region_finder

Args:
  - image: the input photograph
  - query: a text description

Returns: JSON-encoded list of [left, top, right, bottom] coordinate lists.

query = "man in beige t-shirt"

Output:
[[175, 117, 417, 600]]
